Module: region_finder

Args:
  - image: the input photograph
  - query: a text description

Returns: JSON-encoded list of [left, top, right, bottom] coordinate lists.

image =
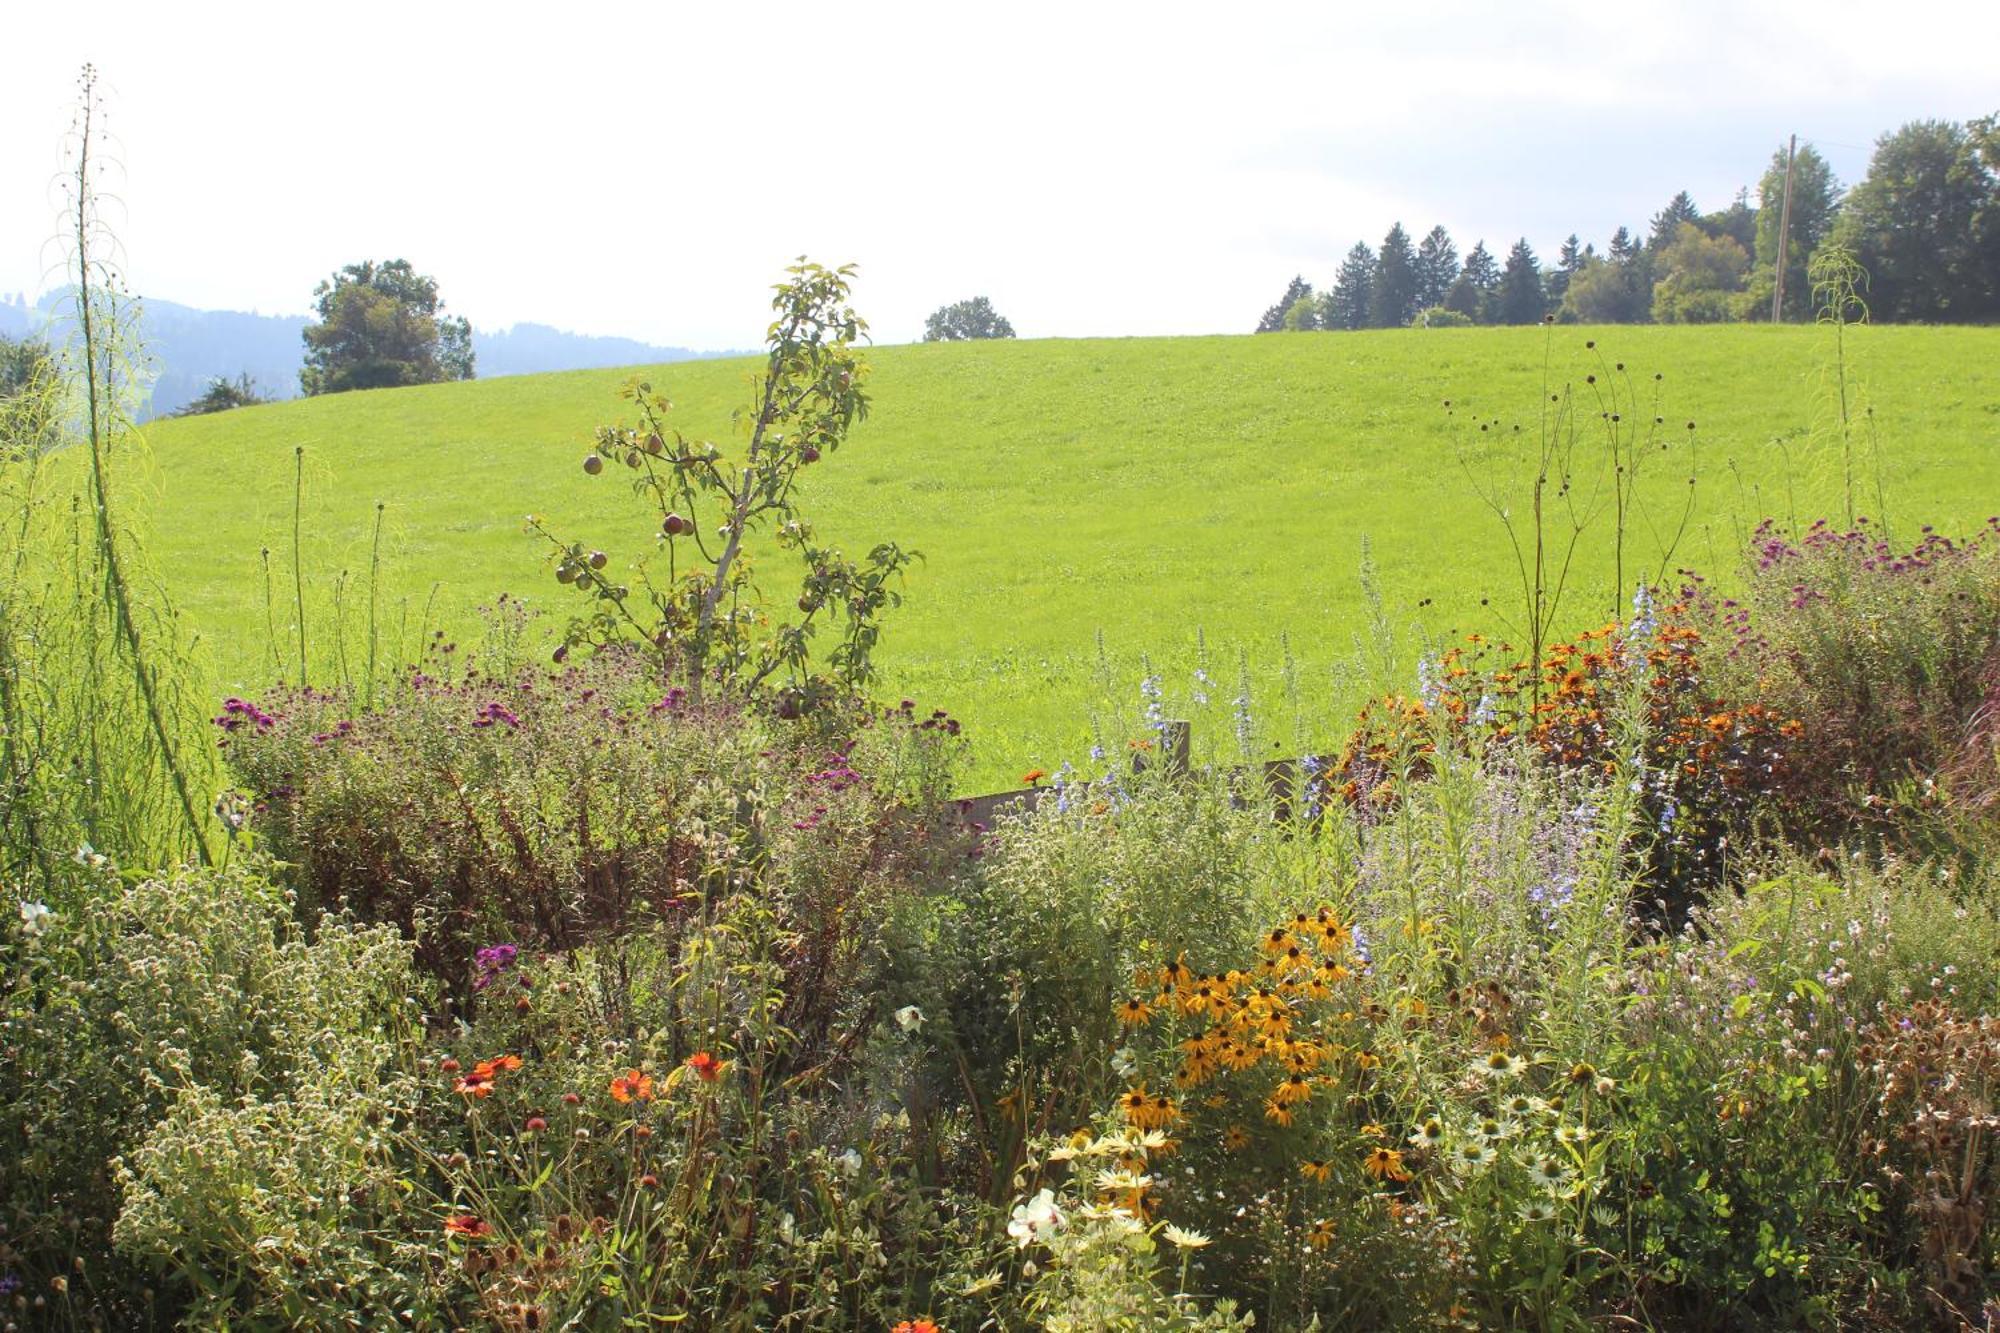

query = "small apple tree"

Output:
[[527, 260, 916, 710]]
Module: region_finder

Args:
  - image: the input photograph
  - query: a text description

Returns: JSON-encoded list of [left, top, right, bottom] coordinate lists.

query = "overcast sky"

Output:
[[3, 0, 1995, 349]]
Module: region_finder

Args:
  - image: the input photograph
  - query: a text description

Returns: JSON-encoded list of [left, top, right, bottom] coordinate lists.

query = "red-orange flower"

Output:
[[609, 1068, 655, 1103], [444, 1213, 493, 1238], [891, 1321, 942, 1333], [476, 1054, 524, 1076], [1021, 768, 1047, 786], [454, 1072, 494, 1098], [686, 1051, 723, 1082]]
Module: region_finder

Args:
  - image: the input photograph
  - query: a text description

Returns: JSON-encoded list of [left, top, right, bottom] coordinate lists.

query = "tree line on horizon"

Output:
[[1257, 113, 2000, 332]]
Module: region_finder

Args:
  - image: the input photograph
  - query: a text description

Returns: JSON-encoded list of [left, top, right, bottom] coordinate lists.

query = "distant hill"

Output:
[[0, 291, 734, 418]]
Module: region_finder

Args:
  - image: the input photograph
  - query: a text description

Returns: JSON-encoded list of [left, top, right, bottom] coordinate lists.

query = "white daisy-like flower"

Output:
[[1409, 1117, 1446, 1148], [1526, 1154, 1574, 1191], [961, 1271, 1002, 1296], [1451, 1141, 1499, 1172], [1590, 1204, 1620, 1228], [1162, 1223, 1212, 1249], [1555, 1123, 1592, 1147], [1518, 1199, 1558, 1223], [1095, 1168, 1153, 1194], [894, 1004, 925, 1032], [1475, 1050, 1527, 1080]]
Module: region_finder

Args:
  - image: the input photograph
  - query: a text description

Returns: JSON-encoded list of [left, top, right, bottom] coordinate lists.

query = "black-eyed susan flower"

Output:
[[1264, 1098, 1295, 1127], [1222, 1124, 1250, 1152], [1363, 1147, 1411, 1182], [1116, 996, 1154, 1026], [1272, 1073, 1313, 1107], [1299, 1158, 1334, 1183], [1307, 1218, 1335, 1249]]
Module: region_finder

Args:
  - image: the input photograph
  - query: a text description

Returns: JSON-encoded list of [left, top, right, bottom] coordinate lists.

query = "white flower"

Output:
[[1094, 1168, 1153, 1194], [836, 1148, 863, 1179], [1518, 1199, 1558, 1223], [1162, 1223, 1212, 1249], [1526, 1154, 1574, 1191], [1008, 1188, 1065, 1248], [961, 1271, 1002, 1296], [893, 1004, 924, 1033], [17, 901, 51, 937], [1111, 1045, 1138, 1079]]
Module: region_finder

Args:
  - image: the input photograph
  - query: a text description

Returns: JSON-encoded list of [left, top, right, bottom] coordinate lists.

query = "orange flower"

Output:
[[1363, 1146, 1411, 1182], [609, 1069, 656, 1103], [474, 1054, 523, 1078], [454, 1072, 494, 1098], [444, 1213, 493, 1238], [685, 1052, 722, 1082], [1021, 768, 1047, 785], [892, 1321, 943, 1333]]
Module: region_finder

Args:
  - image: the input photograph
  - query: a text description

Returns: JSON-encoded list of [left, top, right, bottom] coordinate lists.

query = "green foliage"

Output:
[[1280, 294, 1318, 331], [1754, 142, 1842, 321], [924, 295, 1016, 341], [1256, 276, 1313, 333], [1649, 221, 1751, 323], [300, 258, 475, 396], [532, 259, 916, 704], [1370, 223, 1421, 329], [1416, 306, 1473, 328], [1835, 118, 2000, 323], [1494, 238, 1547, 325], [1414, 225, 1460, 311], [170, 371, 268, 416], [0, 67, 218, 883], [1321, 244, 1374, 331]]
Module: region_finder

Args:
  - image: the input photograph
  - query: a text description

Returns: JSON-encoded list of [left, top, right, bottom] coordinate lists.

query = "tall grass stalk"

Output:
[[63, 67, 212, 865]]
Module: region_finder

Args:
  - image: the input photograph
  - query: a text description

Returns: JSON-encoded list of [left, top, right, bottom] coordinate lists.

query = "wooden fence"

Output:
[[954, 720, 1319, 827]]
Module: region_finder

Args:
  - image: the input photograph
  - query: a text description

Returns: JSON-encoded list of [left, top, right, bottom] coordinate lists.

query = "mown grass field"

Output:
[[139, 323, 2000, 788]]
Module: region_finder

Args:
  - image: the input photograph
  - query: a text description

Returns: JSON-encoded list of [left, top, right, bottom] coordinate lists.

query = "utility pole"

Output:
[[1771, 133, 1798, 323]]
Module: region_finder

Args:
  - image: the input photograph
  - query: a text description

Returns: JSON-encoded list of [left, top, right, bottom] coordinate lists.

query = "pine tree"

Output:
[[1369, 224, 1421, 328], [1495, 239, 1547, 324], [1414, 225, 1460, 310], [1255, 276, 1315, 333], [1648, 192, 1702, 253], [1445, 240, 1499, 321], [1546, 234, 1584, 305], [1322, 244, 1377, 331]]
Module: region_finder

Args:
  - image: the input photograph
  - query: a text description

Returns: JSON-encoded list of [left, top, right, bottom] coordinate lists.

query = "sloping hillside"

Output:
[[140, 324, 2000, 786]]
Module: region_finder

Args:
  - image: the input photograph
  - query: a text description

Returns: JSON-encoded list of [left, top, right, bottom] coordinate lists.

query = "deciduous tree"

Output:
[[299, 259, 473, 395], [1835, 118, 1999, 322], [922, 296, 1016, 341]]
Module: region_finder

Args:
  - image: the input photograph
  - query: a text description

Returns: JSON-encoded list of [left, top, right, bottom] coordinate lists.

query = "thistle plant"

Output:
[[530, 259, 916, 709]]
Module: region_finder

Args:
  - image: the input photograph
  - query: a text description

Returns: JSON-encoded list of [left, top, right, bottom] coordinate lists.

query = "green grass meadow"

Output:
[[138, 323, 2000, 788]]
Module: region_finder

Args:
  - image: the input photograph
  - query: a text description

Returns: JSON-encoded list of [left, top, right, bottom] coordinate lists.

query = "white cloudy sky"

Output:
[[2, 0, 1995, 348]]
